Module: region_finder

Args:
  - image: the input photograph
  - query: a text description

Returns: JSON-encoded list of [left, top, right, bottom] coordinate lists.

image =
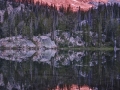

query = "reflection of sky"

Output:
[[33, 0, 111, 11], [55, 84, 92, 90]]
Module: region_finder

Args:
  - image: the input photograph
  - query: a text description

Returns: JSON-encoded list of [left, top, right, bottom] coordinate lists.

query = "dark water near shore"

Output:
[[0, 50, 120, 90]]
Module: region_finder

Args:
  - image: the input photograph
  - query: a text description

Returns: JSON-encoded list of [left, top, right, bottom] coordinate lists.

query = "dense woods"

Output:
[[0, 0, 120, 47], [0, 1, 120, 90]]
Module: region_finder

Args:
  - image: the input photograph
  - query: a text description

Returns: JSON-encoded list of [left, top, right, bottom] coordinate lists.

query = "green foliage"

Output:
[[57, 20, 66, 31], [1, 1, 120, 47], [3, 10, 8, 21], [23, 25, 30, 37]]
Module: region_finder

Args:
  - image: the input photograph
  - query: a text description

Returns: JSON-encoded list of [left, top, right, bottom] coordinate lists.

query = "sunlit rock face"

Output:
[[0, 36, 57, 49], [34, 0, 109, 11]]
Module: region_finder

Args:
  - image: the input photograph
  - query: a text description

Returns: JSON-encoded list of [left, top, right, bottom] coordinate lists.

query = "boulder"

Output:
[[0, 36, 57, 49], [40, 36, 57, 48]]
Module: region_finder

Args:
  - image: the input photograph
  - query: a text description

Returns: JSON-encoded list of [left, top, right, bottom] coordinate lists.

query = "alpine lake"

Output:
[[0, 48, 120, 90]]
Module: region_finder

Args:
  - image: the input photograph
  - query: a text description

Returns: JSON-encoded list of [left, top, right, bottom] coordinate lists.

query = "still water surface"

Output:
[[0, 50, 120, 90]]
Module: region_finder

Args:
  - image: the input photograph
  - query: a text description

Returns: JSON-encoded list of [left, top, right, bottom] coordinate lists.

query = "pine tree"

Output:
[[30, 17, 33, 39], [4, 10, 8, 21], [15, 27, 18, 39], [77, 7, 81, 31]]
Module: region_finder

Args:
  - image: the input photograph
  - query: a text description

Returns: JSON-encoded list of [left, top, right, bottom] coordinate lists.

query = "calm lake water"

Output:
[[0, 50, 120, 90]]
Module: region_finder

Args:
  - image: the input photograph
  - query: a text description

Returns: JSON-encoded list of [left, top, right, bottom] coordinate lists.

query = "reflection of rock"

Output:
[[0, 49, 108, 68], [69, 51, 84, 61], [0, 49, 56, 62], [33, 49, 56, 63], [0, 74, 4, 86]]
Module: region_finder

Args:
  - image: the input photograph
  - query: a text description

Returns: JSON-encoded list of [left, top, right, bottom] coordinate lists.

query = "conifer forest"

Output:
[[0, 0, 120, 90]]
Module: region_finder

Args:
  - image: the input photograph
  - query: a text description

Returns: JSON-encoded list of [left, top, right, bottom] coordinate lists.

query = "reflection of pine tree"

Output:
[[82, 23, 90, 47]]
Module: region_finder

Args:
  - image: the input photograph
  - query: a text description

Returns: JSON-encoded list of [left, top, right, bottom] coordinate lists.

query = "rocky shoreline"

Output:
[[0, 35, 57, 49]]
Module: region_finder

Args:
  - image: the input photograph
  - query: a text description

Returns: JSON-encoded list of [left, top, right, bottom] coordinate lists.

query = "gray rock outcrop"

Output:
[[0, 35, 57, 49]]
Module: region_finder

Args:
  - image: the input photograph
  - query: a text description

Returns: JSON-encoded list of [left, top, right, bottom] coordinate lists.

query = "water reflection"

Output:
[[0, 49, 56, 62], [0, 50, 120, 90], [55, 85, 92, 90]]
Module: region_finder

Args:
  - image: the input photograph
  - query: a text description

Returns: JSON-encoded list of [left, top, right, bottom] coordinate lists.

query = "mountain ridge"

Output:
[[33, 0, 119, 11]]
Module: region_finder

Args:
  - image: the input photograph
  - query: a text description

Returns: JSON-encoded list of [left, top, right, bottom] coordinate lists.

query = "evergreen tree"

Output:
[[4, 10, 8, 21]]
